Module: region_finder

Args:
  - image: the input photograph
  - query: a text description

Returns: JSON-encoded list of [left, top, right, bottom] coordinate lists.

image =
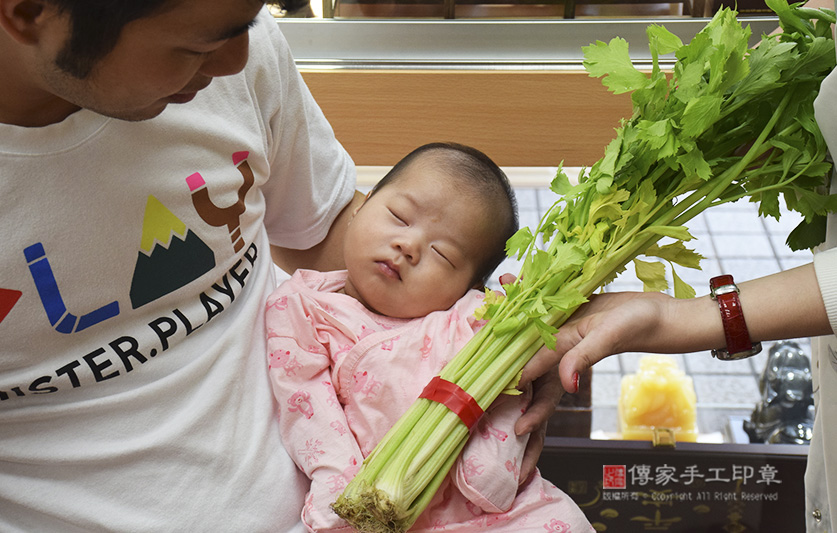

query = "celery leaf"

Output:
[[582, 38, 648, 94], [634, 258, 668, 292], [672, 267, 697, 299]]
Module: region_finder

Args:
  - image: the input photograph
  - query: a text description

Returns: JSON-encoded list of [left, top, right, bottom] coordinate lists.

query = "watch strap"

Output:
[[709, 275, 762, 361]]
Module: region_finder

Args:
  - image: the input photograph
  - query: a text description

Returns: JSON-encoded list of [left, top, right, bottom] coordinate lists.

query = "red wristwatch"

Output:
[[709, 275, 762, 361]]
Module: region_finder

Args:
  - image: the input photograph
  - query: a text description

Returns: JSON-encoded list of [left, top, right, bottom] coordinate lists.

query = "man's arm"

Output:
[[271, 190, 365, 275]]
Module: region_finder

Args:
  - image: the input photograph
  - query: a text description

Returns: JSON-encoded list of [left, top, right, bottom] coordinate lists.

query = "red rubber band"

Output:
[[418, 376, 484, 430]]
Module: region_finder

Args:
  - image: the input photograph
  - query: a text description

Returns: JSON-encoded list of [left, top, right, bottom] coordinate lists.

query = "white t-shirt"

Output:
[[0, 10, 356, 532]]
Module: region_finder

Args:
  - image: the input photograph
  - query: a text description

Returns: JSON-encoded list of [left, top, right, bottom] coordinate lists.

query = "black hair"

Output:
[[369, 142, 519, 287], [46, 0, 294, 79]]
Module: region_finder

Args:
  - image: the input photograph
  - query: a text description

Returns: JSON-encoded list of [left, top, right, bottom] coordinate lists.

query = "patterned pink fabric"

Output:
[[266, 270, 593, 532]]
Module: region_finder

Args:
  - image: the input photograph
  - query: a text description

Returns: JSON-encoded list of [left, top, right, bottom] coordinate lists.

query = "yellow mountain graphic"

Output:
[[140, 196, 187, 253]]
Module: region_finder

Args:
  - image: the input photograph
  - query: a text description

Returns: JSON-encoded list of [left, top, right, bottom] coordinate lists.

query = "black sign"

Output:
[[537, 437, 808, 532]]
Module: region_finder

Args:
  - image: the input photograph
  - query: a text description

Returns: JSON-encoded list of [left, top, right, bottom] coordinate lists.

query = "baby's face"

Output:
[[342, 161, 493, 318]]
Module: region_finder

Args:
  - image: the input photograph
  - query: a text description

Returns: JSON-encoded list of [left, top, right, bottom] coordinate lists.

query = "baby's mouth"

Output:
[[377, 260, 401, 280]]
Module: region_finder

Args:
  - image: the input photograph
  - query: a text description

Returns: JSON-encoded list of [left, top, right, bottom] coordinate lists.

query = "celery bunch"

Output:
[[333, 3, 836, 530]]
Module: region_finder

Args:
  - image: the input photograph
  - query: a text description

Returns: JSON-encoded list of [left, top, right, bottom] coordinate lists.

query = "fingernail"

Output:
[[572, 372, 580, 394]]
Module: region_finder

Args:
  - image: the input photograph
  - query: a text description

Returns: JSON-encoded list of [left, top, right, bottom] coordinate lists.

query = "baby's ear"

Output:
[[352, 191, 373, 217], [347, 192, 371, 225]]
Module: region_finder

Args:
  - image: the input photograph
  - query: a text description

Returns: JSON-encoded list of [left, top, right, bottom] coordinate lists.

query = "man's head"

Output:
[[42, 0, 295, 79], [0, 0, 288, 124], [45, 0, 171, 79]]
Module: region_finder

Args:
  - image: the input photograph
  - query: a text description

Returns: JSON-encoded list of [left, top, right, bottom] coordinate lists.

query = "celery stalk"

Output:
[[334, 4, 836, 531]]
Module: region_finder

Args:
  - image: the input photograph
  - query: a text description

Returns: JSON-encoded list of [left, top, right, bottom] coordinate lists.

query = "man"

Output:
[[0, 0, 361, 529], [0, 0, 555, 529]]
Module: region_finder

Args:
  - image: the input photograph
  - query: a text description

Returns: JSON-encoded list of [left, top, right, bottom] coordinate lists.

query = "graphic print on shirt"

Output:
[[543, 519, 572, 532], [463, 456, 486, 478], [0, 288, 22, 325], [187, 151, 254, 253], [3, 147, 264, 400], [420, 335, 433, 360], [269, 348, 303, 377], [300, 438, 325, 466], [505, 457, 520, 478], [352, 370, 382, 399], [289, 389, 315, 419], [476, 416, 509, 442], [327, 457, 360, 493], [24, 243, 121, 334], [129, 196, 216, 309]]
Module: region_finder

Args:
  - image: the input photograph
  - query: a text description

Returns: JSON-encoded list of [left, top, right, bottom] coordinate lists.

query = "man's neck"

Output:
[[0, 36, 79, 127], [0, 92, 80, 128]]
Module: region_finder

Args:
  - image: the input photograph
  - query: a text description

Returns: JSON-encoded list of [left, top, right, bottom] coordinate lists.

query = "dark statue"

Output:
[[744, 341, 815, 445]]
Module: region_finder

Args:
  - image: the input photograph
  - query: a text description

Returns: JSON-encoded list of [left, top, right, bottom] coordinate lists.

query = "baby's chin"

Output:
[[369, 296, 458, 319], [365, 300, 423, 319], [348, 279, 456, 318], [357, 291, 429, 319]]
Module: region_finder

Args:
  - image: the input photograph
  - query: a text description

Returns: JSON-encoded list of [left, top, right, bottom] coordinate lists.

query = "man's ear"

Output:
[[0, 0, 51, 45]]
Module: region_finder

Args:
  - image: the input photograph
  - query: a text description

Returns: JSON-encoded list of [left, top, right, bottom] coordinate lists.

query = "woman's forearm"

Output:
[[664, 263, 832, 355], [737, 263, 832, 341], [525, 262, 834, 393]]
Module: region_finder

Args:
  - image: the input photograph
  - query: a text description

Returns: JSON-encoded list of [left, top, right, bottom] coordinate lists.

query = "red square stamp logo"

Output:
[[603, 465, 626, 489]]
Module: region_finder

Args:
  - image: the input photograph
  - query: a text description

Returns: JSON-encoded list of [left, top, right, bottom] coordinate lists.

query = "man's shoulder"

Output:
[[245, 9, 290, 69]]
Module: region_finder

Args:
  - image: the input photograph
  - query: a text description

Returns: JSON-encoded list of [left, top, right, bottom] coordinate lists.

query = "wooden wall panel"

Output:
[[300, 69, 633, 167]]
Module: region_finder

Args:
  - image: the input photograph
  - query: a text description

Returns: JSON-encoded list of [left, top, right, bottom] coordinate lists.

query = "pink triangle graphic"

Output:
[[0, 288, 23, 324]]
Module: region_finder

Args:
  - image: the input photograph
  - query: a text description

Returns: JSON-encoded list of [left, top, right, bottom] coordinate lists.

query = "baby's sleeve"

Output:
[[265, 289, 362, 531], [451, 388, 532, 513]]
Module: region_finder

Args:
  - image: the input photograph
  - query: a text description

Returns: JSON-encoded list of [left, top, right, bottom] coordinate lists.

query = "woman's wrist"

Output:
[[664, 293, 727, 355]]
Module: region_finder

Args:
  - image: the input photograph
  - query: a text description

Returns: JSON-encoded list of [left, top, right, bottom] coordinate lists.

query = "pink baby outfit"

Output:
[[266, 269, 593, 532]]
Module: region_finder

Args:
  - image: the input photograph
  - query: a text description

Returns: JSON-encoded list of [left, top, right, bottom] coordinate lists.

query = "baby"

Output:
[[265, 142, 593, 532]]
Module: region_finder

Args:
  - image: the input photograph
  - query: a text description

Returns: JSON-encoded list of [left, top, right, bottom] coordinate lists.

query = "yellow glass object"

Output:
[[618, 355, 698, 442]]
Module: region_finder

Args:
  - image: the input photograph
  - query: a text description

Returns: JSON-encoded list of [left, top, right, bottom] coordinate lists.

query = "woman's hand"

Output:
[[511, 291, 676, 485], [520, 291, 675, 394], [509, 261, 832, 487], [497, 277, 674, 483]]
